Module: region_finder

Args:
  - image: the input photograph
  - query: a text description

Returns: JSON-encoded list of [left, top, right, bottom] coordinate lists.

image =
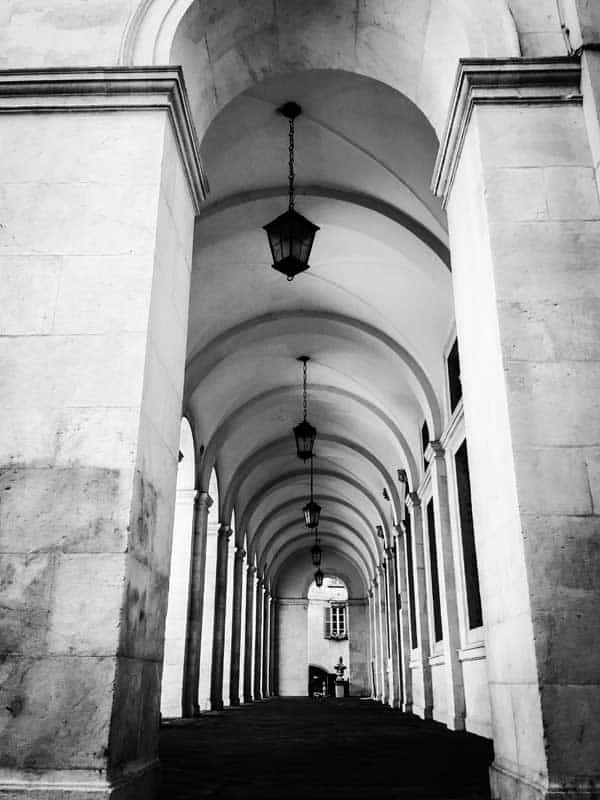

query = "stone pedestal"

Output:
[[434, 57, 600, 799], [182, 491, 212, 717], [0, 68, 204, 799]]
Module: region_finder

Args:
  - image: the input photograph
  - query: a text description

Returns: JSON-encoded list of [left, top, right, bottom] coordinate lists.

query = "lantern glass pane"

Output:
[[315, 569, 324, 587], [303, 499, 321, 529], [294, 419, 316, 461]]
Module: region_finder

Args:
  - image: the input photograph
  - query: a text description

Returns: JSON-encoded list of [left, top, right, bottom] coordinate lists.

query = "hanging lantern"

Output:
[[303, 498, 322, 529], [314, 568, 324, 588], [311, 539, 322, 567], [293, 356, 316, 460], [263, 102, 319, 281]]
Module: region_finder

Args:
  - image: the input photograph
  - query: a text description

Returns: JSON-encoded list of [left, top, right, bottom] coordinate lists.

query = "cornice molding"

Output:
[[432, 57, 581, 208], [0, 66, 208, 212]]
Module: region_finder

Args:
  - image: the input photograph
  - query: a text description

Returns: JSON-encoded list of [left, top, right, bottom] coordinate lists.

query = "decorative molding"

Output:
[[432, 57, 582, 208], [0, 759, 160, 795], [425, 440, 445, 463], [0, 67, 209, 212], [196, 490, 213, 510], [247, 564, 257, 576], [218, 523, 232, 539], [405, 491, 421, 511], [235, 547, 247, 560]]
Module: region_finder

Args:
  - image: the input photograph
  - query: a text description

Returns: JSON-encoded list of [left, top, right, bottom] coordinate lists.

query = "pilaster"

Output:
[[0, 67, 202, 800], [434, 57, 600, 799], [384, 545, 402, 709], [425, 441, 465, 731], [405, 492, 433, 720]]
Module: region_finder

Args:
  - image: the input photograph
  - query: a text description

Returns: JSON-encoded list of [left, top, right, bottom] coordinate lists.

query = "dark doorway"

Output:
[[308, 665, 335, 697]]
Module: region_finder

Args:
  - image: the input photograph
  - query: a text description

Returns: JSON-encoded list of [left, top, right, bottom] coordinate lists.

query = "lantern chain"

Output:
[[288, 116, 295, 210], [302, 356, 307, 420]]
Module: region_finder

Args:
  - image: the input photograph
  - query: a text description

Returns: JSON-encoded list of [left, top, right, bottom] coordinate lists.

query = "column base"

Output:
[[490, 762, 599, 800], [402, 700, 413, 714], [229, 696, 240, 706], [0, 761, 160, 800]]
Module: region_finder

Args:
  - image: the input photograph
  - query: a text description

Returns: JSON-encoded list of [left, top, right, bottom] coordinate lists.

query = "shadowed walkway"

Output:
[[159, 698, 494, 799]]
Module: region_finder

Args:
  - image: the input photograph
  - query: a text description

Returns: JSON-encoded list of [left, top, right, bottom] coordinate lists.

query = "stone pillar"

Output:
[[253, 577, 264, 700], [243, 565, 256, 703], [406, 492, 433, 719], [0, 68, 203, 800], [209, 524, 232, 711], [181, 491, 213, 717], [228, 546, 246, 706], [394, 525, 413, 714], [375, 567, 389, 705], [384, 546, 402, 709], [261, 590, 270, 697], [367, 587, 378, 698], [268, 598, 278, 696], [370, 578, 383, 701], [427, 441, 465, 730], [433, 58, 600, 799]]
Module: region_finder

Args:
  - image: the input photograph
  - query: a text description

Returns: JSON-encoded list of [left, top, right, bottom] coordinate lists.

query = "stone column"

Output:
[[261, 589, 270, 697], [268, 598, 278, 696], [0, 68, 204, 800], [384, 546, 402, 709], [367, 587, 378, 699], [182, 491, 213, 717], [228, 546, 246, 706], [426, 441, 465, 730], [209, 524, 232, 711], [433, 58, 600, 799], [394, 524, 413, 714], [406, 492, 433, 719], [253, 577, 264, 700], [376, 564, 390, 705], [243, 565, 256, 703]]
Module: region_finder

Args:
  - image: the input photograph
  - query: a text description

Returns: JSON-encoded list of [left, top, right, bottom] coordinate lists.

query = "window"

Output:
[[404, 511, 418, 649], [427, 498, 443, 643], [324, 603, 347, 639], [421, 420, 430, 473], [455, 440, 483, 629], [447, 338, 462, 413]]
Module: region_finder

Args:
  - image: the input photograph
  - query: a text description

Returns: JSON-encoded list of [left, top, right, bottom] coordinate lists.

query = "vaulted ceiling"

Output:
[[183, 65, 454, 596]]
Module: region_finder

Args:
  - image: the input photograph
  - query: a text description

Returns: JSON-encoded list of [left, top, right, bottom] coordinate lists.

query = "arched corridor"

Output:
[[1, 3, 600, 800]]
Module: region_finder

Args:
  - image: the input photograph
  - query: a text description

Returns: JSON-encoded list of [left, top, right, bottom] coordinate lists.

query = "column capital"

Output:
[[397, 468, 408, 485], [0, 67, 210, 211], [195, 490, 213, 510], [218, 523, 232, 539], [377, 562, 385, 575], [393, 522, 404, 539], [247, 564, 257, 577], [368, 588, 373, 598], [371, 575, 378, 589], [425, 440, 445, 462], [256, 576, 264, 589], [384, 545, 395, 559], [432, 57, 581, 207], [406, 491, 421, 511], [235, 546, 246, 560]]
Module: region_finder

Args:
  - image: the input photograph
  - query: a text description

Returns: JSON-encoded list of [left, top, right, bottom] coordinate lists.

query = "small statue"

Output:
[[333, 656, 347, 683]]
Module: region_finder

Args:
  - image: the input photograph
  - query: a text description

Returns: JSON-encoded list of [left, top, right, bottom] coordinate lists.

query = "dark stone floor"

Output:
[[159, 697, 494, 799]]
